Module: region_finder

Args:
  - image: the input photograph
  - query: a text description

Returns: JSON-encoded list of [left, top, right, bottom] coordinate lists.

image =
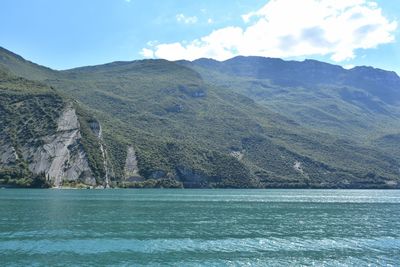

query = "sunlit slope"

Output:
[[0, 47, 399, 188]]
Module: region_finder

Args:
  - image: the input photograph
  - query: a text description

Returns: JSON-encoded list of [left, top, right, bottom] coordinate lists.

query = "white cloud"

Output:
[[143, 0, 397, 62], [176, 13, 198, 24], [343, 64, 355, 69], [140, 48, 154, 58], [207, 18, 214, 24]]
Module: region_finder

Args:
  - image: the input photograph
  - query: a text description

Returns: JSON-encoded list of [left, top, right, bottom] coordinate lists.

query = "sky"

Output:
[[1, 0, 399, 73]]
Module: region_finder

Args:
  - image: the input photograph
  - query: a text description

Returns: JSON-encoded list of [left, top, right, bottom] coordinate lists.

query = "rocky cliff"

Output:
[[1, 47, 400, 189], [0, 70, 102, 187], [22, 105, 96, 186]]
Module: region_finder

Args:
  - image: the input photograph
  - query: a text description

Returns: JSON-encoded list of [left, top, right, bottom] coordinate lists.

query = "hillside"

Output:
[[0, 47, 56, 81], [0, 68, 108, 188], [180, 57, 400, 142], [0, 47, 399, 188]]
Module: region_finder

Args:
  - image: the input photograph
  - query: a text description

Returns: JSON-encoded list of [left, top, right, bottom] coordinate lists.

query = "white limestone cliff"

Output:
[[0, 104, 96, 187]]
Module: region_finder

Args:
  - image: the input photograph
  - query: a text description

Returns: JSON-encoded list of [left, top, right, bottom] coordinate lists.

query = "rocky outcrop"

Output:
[[230, 150, 244, 161], [0, 144, 18, 165], [26, 105, 96, 186], [178, 85, 207, 98], [124, 146, 141, 181], [175, 166, 208, 188], [293, 161, 303, 174], [8, 104, 96, 186]]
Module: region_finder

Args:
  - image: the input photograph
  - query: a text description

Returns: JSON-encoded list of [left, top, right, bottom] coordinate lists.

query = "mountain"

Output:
[[0, 47, 399, 188], [0, 68, 107, 188], [180, 56, 400, 142], [0, 47, 56, 81]]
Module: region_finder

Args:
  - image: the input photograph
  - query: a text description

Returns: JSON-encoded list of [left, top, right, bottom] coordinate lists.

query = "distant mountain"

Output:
[[0, 47, 399, 188], [180, 56, 400, 140], [187, 56, 400, 104]]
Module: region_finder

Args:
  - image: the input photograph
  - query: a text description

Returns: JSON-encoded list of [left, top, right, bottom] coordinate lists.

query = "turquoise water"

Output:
[[0, 189, 399, 266]]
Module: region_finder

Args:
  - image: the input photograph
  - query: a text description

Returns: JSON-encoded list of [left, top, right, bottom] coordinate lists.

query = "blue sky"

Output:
[[1, 0, 399, 73]]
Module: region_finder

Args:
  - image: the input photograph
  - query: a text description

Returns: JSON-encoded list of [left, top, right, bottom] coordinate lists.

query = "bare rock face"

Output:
[[230, 150, 244, 161], [57, 107, 80, 131], [124, 146, 141, 180], [293, 161, 304, 174], [21, 104, 96, 186], [0, 144, 18, 165]]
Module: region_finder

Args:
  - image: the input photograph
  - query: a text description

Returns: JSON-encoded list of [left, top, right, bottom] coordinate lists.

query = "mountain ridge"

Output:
[[2, 46, 398, 78], [0, 46, 399, 188]]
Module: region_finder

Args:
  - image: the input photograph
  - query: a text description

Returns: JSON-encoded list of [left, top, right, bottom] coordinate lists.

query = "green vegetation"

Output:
[[182, 57, 400, 143], [0, 47, 399, 188], [0, 47, 56, 81], [75, 105, 106, 182], [0, 69, 63, 186], [118, 178, 183, 189], [0, 171, 51, 188]]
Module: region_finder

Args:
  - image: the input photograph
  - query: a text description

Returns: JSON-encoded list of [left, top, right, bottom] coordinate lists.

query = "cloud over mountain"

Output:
[[142, 0, 397, 62]]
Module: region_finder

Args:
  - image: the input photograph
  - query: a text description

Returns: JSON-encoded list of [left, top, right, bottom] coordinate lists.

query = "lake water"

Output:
[[0, 189, 399, 266]]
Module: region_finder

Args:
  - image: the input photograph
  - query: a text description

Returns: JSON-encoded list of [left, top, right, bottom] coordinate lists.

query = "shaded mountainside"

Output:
[[0, 47, 399, 188]]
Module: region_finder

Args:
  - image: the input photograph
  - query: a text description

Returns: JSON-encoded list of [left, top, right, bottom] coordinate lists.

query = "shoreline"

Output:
[[1, 186, 400, 190]]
